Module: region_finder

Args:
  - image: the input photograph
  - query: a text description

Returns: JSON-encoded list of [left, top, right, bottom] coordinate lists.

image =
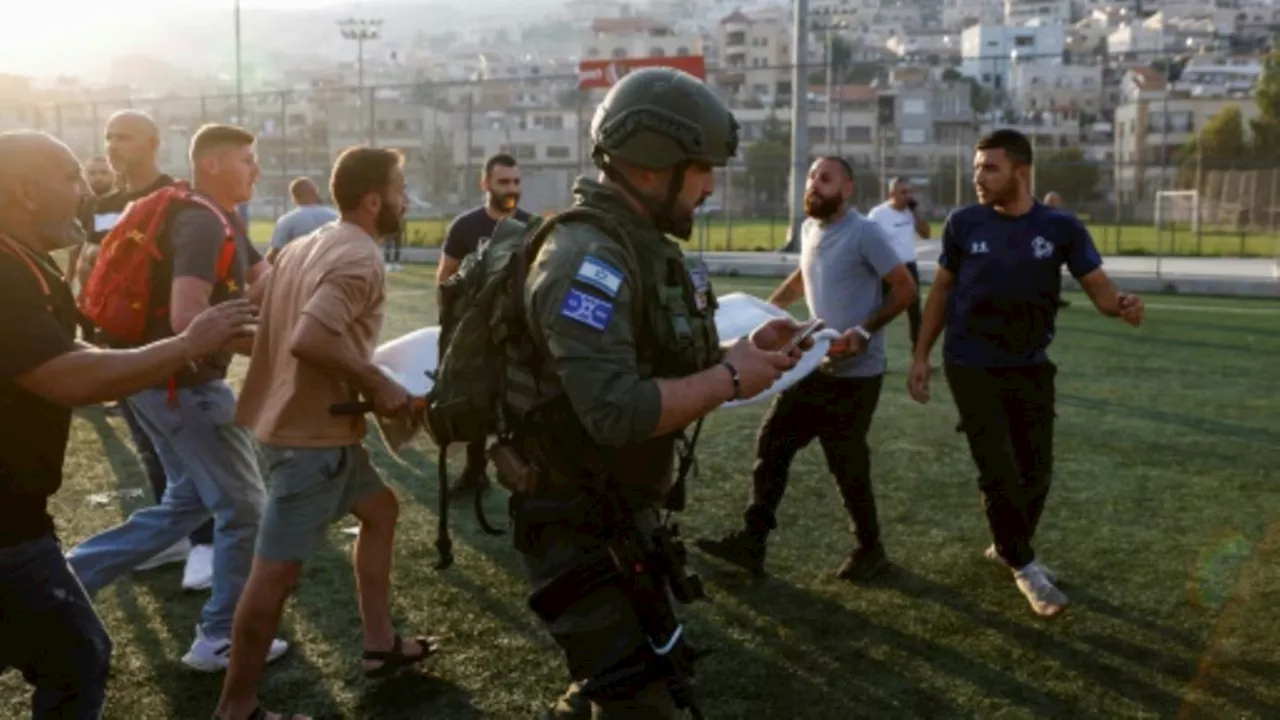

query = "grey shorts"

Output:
[[257, 443, 386, 562]]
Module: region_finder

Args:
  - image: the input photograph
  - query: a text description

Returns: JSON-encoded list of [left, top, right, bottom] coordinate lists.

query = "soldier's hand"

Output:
[[907, 360, 932, 404], [179, 299, 258, 357], [749, 317, 817, 355], [723, 336, 797, 399]]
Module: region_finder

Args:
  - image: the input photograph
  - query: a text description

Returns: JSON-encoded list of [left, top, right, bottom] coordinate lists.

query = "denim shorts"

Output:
[[256, 443, 386, 562]]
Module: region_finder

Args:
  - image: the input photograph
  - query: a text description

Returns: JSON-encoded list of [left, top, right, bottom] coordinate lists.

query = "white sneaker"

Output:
[[985, 543, 1057, 584], [181, 625, 290, 673], [135, 538, 191, 572], [181, 544, 214, 591], [1014, 564, 1069, 618]]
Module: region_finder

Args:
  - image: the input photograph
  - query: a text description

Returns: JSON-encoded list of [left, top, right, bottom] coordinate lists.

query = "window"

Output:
[[901, 127, 926, 143], [545, 145, 571, 159], [469, 145, 485, 158], [903, 98, 926, 114]]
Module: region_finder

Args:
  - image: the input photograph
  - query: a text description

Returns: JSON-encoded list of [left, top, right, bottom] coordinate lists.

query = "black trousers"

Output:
[[118, 400, 214, 546], [882, 261, 922, 351], [745, 371, 885, 551], [0, 534, 112, 718], [944, 363, 1055, 569]]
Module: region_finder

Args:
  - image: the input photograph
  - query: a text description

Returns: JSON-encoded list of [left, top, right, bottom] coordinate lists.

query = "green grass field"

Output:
[[250, 218, 1280, 258], [5, 266, 1278, 719]]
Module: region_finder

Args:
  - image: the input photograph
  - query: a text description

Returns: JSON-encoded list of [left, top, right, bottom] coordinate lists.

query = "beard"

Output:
[[977, 178, 1018, 206], [804, 190, 842, 220], [488, 192, 519, 214], [375, 200, 402, 236]]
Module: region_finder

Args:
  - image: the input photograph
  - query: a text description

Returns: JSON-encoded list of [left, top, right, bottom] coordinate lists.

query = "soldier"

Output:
[[502, 67, 808, 719]]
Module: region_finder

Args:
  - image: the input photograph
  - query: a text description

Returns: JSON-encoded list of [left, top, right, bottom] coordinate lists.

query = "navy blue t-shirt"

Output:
[[938, 202, 1102, 367]]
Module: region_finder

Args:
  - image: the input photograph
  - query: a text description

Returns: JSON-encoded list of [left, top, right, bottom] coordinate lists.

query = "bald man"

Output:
[[0, 130, 256, 719], [265, 176, 338, 264], [77, 110, 221, 591]]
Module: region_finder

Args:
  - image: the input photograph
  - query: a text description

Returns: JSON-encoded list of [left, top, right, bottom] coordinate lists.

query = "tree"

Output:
[[1249, 51, 1280, 164], [1182, 105, 1249, 171], [1036, 148, 1101, 205], [744, 113, 791, 211]]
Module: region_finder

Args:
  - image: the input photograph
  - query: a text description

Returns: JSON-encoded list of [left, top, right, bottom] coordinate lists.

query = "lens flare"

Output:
[[1187, 531, 1254, 610]]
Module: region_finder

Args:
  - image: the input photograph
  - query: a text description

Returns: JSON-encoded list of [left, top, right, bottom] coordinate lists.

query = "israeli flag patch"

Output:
[[574, 254, 624, 297], [560, 287, 614, 332]]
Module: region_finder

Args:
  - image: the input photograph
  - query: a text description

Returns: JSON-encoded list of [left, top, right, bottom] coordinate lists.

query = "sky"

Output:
[[0, 0, 351, 77]]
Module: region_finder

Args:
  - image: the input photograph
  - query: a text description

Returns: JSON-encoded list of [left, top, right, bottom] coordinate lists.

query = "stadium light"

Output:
[[338, 16, 383, 144]]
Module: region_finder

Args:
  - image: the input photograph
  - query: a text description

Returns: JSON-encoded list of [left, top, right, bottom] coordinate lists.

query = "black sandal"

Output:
[[362, 634, 440, 678]]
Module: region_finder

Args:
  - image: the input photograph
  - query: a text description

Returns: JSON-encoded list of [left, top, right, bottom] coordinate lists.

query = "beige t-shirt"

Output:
[[235, 220, 385, 447]]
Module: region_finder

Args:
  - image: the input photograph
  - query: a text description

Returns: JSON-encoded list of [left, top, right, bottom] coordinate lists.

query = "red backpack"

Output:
[[78, 181, 237, 345]]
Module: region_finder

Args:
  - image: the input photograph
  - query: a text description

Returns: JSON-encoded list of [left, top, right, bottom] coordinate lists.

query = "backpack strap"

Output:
[[157, 191, 238, 407]]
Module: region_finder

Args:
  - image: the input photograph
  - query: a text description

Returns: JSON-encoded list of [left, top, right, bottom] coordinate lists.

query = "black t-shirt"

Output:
[[79, 173, 176, 245], [442, 206, 533, 260], [0, 239, 79, 548]]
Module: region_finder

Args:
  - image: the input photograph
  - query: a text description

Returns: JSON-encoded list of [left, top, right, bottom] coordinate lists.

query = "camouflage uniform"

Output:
[[504, 67, 738, 719]]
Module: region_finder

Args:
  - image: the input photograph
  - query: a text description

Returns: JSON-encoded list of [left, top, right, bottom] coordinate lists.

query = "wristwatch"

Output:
[[852, 325, 872, 341], [721, 361, 741, 400]]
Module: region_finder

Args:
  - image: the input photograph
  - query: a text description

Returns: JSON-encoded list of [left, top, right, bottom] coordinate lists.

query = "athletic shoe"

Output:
[[135, 538, 191, 572], [1014, 563, 1069, 618], [181, 544, 214, 592], [985, 543, 1057, 584], [835, 544, 891, 582], [181, 625, 289, 673]]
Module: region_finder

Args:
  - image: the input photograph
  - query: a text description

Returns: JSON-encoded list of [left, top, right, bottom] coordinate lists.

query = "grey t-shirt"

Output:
[[271, 203, 340, 249], [799, 210, 903, 378]]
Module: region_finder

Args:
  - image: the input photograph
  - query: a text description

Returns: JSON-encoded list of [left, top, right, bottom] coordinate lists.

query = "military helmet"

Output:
[[590, 66, 739, 170]]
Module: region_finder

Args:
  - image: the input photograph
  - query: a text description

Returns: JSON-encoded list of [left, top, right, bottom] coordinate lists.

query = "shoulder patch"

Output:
[[559, 286, 615, 332], [574, 253, 625, 298]]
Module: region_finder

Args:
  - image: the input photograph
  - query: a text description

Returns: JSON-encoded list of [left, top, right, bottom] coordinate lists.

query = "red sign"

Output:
[[578, 55, 706, 89]]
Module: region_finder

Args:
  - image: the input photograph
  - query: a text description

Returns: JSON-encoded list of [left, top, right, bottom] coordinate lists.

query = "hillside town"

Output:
[[2, 0, 1279, 229]]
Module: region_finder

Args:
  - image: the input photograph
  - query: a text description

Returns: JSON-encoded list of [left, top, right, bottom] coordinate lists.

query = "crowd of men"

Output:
[[0, 64, 1146, 720]]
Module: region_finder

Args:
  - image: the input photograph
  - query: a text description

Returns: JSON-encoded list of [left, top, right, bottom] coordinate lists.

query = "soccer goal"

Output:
[[1154, 189, 1200, 253]]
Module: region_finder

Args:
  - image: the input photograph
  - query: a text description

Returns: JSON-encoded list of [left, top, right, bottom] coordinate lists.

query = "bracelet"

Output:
[[176, 336, 199, 373], [721, 361, 741, 400]]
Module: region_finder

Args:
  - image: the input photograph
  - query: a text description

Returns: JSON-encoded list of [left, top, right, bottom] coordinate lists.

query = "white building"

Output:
[[1005, 0, 1072, 27], [961, 22, 1066, 91]]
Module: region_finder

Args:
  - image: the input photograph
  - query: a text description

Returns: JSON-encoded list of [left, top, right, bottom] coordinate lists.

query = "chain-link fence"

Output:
[[4, 54, 1280, 268]]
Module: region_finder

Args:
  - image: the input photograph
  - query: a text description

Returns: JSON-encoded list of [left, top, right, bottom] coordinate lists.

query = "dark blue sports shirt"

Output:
[[938, 201, 1103, 367]]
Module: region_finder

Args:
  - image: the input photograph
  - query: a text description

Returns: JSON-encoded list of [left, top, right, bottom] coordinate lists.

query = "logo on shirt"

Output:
[[1031, 236, 1054, 260], [970, 241, 989, 255]]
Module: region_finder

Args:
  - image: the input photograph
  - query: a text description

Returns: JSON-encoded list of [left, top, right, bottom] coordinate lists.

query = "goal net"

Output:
[[1154, 190, 1200, 251]]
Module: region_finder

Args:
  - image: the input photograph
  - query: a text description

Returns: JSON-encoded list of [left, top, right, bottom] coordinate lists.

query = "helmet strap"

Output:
[[596, 152, 692, 239]]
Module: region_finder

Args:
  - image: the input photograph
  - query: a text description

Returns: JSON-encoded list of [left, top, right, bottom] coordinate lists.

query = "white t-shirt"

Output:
[[867, 201, 919, 263]]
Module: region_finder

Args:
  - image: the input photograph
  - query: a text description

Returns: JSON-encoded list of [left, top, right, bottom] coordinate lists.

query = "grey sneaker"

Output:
[[985, 543, 1057, 585], [1014, 564, 1069, 618]]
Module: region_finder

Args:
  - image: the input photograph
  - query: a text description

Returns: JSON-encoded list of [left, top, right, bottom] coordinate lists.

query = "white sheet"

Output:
[[369, 293, 834, 415]]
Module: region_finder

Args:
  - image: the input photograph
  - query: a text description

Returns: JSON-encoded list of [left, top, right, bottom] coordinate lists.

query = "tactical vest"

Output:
[[504, 218, 721, 499]]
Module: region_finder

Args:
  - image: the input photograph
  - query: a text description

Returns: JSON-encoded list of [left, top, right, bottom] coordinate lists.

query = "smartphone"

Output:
[[781, 318, 823, 353]]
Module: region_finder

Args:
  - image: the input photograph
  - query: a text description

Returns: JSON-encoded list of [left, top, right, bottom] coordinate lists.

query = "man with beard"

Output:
[[697, 156, 917, 581], [508, 66, 801, 720], [436, 152, 531, 495], [0, 129, 257, 720], [908, 129, 1144, 618], [215, 147, 438, 720], [76, 110, 221, 590]]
